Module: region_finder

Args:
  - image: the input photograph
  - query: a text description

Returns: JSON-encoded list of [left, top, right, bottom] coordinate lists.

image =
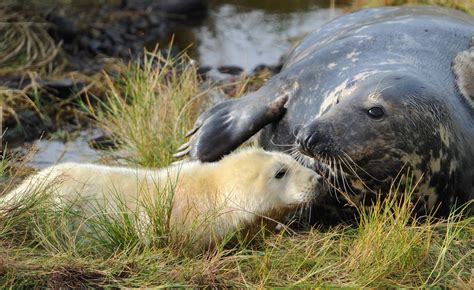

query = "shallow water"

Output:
[[190, 1, 342, 71], [21, 130, 103, 169]]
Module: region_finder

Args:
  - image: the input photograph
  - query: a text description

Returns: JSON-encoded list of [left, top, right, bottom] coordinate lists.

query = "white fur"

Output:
[[453, 38, 474, 107], [4, 147, 321, 248]]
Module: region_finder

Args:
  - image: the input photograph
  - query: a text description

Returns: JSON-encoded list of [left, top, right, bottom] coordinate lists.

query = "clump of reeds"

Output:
[[85, 49, 205, 167]]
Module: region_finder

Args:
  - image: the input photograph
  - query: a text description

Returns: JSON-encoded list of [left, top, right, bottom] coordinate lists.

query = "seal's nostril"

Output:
[[297, 128, 319, 156], [304, 134, 312, 148], [307, 132, 318, 148]]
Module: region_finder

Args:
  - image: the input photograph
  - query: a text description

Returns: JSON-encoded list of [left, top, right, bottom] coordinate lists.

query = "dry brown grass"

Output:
[[0, 7, 66, 76]]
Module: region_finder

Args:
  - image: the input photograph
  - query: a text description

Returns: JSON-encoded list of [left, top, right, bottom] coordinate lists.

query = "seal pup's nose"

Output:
[[310, 173, 323, 186], [309, 173, 324, 198]]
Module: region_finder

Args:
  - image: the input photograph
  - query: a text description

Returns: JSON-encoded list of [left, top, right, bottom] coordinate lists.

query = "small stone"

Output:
[[217, 66, 244, 75], [197, 66, 212, 75], [88, 134, 118, 150], [89, 28, 102, 39]]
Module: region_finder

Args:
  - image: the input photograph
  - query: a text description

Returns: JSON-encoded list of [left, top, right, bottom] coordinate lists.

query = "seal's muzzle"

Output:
[[296, 122, 334, 158]]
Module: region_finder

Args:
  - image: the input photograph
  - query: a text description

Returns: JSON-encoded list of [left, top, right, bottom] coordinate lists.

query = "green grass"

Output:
[[0, 168, 471, 287], [84, 49, 205, 167], [1, 50, 472, 288]]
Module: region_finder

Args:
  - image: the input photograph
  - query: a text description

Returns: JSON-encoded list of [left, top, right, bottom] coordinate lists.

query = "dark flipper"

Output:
[[174, 91, 289, 162]]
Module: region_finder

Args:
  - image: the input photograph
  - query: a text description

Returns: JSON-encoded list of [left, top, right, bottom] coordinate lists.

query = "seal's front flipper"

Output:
[[453, 37, 474, 107], [174, 92, 289, 162]]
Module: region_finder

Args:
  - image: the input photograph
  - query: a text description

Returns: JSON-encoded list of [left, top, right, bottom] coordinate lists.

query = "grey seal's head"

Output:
[[295, 68, 472, 213]]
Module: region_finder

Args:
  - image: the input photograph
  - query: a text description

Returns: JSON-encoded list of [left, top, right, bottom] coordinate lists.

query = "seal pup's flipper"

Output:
[[174, 90, 289, 162], [453, 37, 474, 107]]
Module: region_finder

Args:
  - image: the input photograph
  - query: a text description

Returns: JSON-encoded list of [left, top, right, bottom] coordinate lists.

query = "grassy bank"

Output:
[[0, 169, 471, 287], [0, 52, 472, 288]]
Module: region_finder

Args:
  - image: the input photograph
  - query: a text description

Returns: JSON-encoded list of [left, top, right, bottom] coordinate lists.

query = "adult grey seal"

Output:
[[175, 6, 474, 224]]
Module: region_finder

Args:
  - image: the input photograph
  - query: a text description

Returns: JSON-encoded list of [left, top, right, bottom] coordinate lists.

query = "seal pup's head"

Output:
[[216, 147, 322, 212], [174, 148, 322, 250]]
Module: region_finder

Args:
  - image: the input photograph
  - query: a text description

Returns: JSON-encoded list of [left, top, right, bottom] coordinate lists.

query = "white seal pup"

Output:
[[4, 147, 322, 248]]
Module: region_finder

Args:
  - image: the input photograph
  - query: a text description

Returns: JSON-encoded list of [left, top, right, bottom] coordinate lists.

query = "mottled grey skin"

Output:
[[177, 6, 474, 224]]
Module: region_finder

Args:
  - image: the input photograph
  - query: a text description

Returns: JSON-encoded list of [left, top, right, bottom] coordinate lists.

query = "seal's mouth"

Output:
[[290, 145, 360, 192], [308, 153, 346, 179], [313, 159, 334, 179]]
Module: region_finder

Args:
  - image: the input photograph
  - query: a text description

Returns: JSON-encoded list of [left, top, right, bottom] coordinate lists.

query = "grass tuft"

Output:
[[85, 49, 205, 167]]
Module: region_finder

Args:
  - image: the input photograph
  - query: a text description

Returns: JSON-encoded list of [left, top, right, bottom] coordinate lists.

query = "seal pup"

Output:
[[176, 7, 474, 223], [5, 148, 322, 248]]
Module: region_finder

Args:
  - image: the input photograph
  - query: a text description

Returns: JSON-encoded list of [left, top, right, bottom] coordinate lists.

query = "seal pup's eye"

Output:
[[274, 168, 288, 179], [367, 106, 384, 119]]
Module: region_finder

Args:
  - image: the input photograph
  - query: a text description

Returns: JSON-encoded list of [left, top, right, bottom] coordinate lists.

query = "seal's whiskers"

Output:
[[338, 154, 377, 194], [338, 157, 356, 197], [341, 151, 383, 182], [270, 138, 295, 148]]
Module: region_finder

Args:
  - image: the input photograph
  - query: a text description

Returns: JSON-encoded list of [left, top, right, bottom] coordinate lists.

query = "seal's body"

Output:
[[177, 7, 474, 223], [6, 148, 321, 247]]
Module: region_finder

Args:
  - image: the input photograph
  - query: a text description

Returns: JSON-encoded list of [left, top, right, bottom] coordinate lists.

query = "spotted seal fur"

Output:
[[176, 6, 474, 224]]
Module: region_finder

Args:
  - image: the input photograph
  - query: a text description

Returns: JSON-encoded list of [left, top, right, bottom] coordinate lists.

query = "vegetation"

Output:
[[0, 6, 65, 75], [0, 0, 472, 287], [84, 50, 205, 167], [0, 6, 100, 142]]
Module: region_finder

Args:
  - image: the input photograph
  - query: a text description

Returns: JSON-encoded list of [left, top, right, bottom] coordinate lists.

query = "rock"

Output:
[[148, 14, 161, 25], [156, 0, 208, 19], [46, 13, 77, 43], [135, 18, 149, 30], [87, 39, 101, 54], [41, 79, 86, 99], [217, 65, 244, 75], [3, 110, 54, 145], [104, 28, 123, 45], [89, 28, 102, 39], [88, 134, 118, 150]]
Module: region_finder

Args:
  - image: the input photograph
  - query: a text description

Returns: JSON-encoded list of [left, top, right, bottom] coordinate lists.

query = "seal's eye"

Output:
[[274, 168, 288, 179], [367, 106, 384, 119]]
